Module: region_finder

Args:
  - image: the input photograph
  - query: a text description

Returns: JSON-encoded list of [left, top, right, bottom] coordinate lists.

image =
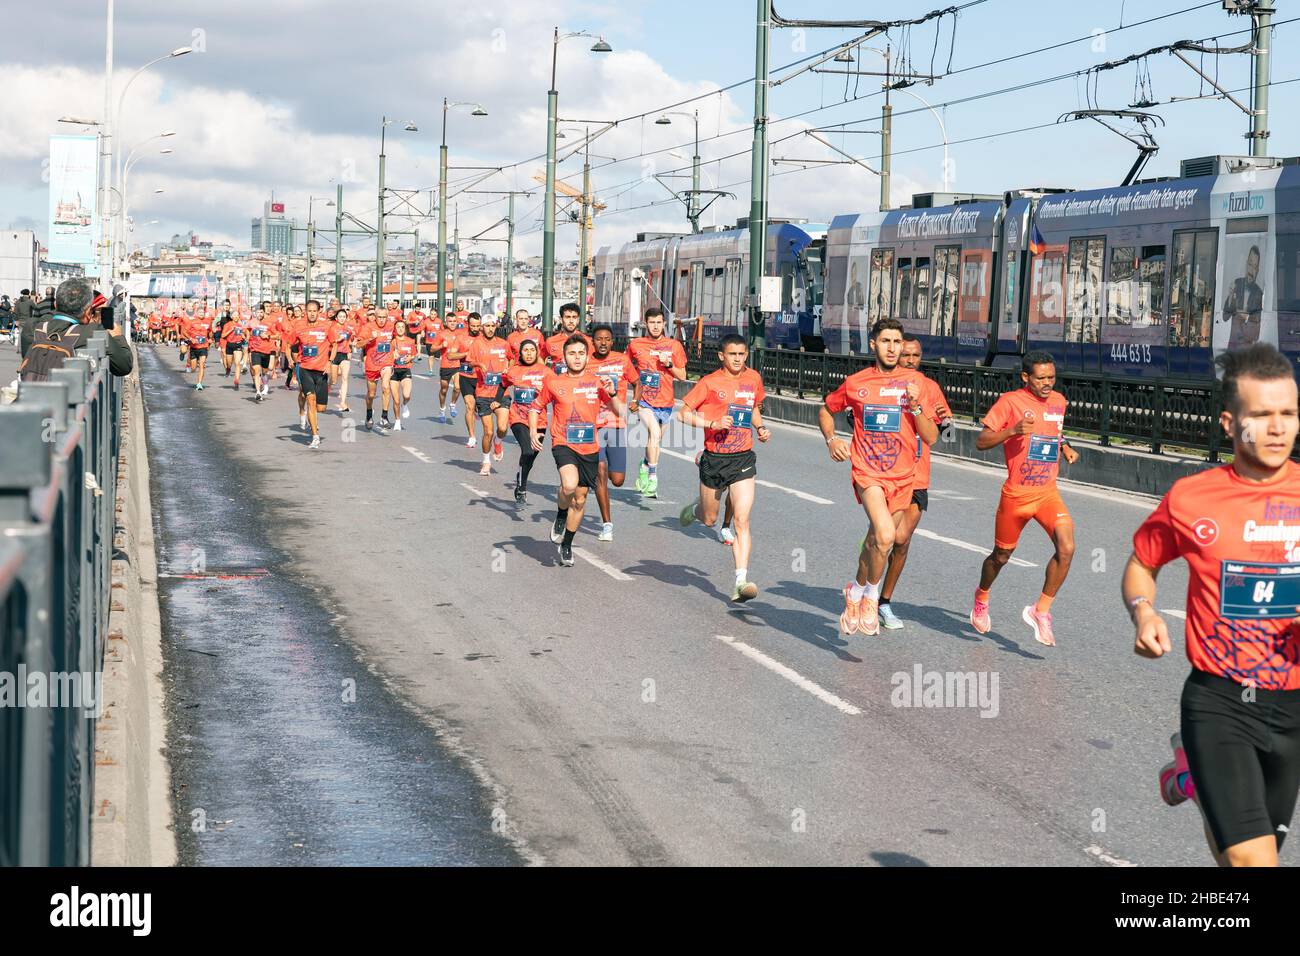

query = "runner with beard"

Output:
[[587, 324, 636, 541], [445, 313, 483, 448]]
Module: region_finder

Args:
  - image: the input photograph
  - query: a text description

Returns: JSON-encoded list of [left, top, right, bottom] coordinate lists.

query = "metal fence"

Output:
[[0, 331, 123, 866], [609, 338, 1224, 459]]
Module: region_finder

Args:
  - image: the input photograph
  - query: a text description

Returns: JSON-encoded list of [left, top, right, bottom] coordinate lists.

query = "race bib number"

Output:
[[376, 342, 391, 354], [1027, 435, 1060, 463], [194, 336, 207, 345], [301, 345, 319, 358], [640, 370, 661, 390], [1220, 561, 1300, 619], [566, 423, 595, 444], [513, 387, 537, 405], [861, 404, 901, 433], [484, 372, 502, 387], [460, 362, 473, 375], [727, 404, 754, 429]]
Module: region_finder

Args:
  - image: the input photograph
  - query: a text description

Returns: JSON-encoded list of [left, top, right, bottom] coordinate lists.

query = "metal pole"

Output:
[[746, 0, 770, 349], [1251, 3, 1273, 157], [690, 110, 701, 234], [413, 226, 420, 310], [451, 205, 459, 310], [506, 192, 515, 317], [305, 209, 314, 302], [438, 99, 448, 317], [579, 140, 591, 308], [335, 183, 343, 301], [543, 29, 559, 334], [880, 50, 892, 211], [377, 118, 387, 307], [102, 0, 114, 288]]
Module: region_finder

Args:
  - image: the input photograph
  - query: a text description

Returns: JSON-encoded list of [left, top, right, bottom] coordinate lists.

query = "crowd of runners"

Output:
[[137, 294, 1300, 868]]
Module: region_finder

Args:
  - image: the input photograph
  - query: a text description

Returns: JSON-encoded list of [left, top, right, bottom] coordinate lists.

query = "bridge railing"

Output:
[[0, 331, 124, 866], [610, 336, 1223, 459]]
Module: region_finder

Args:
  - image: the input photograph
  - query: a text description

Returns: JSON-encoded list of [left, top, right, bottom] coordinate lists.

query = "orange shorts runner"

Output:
[[853, 475, 914, 515], [994, 487, 1072, 550]]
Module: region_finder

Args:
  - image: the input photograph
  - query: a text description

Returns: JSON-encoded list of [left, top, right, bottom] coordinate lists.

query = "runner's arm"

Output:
[[974, 420, 1032, 450], [818, 404, 851, 461], [1121, 553, 1171, 659]]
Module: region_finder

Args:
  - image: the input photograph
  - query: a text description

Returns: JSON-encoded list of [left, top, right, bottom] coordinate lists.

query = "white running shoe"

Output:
[[393, 419, 402, 432], [718, 525, 736, 545], [465, 435, 477, 447], [597, 523, 613, 542], [299, 415, 308, 431], [402, 406, 410, 419]]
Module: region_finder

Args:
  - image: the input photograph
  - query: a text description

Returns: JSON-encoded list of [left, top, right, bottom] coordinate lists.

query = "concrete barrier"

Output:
[[93, 365, 176, 866], [673, 378, 1211, 499]]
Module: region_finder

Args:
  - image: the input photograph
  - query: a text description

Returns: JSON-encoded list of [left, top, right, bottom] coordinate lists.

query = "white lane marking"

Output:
[[459, 482, 489, 499], [714, 634, 862, 716], [1084, 844, 1137, 868], [933, 455, 1160, 508], [913, 528, 1037, 568], [1161, 608, 1186, 620], [571, 547, 634, 581], [929, 489, 977, 502], [658, 448, 833, 504], [403, 445, 433, 464]]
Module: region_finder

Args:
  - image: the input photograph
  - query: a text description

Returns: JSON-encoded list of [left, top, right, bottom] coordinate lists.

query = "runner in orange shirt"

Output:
[[327, 308, 354, 412], [246, 305, 279, 401], [388, 320, 419, 431], [503, 340, 550, 505], [877, 333, 953, 629], [357, 306, 397, 431], [183, 310, 214, 389], [628, 307, 687, 498], [970, 350, 1079, 646], [544, 302, 591, 370], [508, 309, 544, 363], [444, 313, 483, 448], [465, 315, 512, 475], [587, 324, 637, 541], [819, 318, 938, 636], [219, 309, 249, 390], [530, 334, 626, 567], [678, 334, 772, 603], [432, 310, 465, 422], [288, 300, 336, 448], [1124, 343, 1300, 867], [422, 309, 444, 375]]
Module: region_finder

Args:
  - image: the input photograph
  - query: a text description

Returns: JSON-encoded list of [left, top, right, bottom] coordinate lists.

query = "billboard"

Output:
[[48, 134, 99, 265], [132, 273, 222, 299]]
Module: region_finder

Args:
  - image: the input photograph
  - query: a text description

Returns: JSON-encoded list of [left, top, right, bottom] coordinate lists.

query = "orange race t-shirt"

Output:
[[981, 387, 1068, 497], [247, 319, 277, 354], [291, 322, 336, 372], [508, 328, 545, 363], [589, 351, 637, 430], [628, 336, 687, 409], [467, 336, 511, 389], [1133, 462, 1300, 691], [360, 320, 397, 372], [504, 364, 551, 430], [392, 336, 418, 369], [683, 367, 766, 454], [330, 318, 354, 355], [913, 375, 953, 491], [534, 371, 615, 455], [545, 330, 593, 369], [823, 365, 929, 489], [184, 317, 212, 348], [220, 318, 247, 345]]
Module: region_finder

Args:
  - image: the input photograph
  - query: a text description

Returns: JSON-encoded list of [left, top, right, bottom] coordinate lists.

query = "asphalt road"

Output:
[[135, 341, 1220, 867]]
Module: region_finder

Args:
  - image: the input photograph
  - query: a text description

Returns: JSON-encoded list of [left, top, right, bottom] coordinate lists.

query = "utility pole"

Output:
[[305, 216, 314, 302], [1250, 1, 1274, 157], [334, 183, 343, 301], [451, 204, 459, 311], [746, 0, 771, 349], [101, 0, 114, 288], [579, 137, 592, 308], [413, 227, 420, 311], [507, 192, 516, 318], [377, 117, 387, 306], [881, 44, 892, 211], [690, 112, 701, 234], [438, 105, 449, 318]]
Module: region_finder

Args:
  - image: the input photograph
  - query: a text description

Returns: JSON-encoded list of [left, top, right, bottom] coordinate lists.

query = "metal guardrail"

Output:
[[610, 337, 1223, 460], [0, 331, 123, 866]]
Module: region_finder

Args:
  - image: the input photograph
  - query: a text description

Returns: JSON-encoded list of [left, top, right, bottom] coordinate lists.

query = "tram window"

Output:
[[1029, 249, 1065, 334], [1001, 256, 1019, 335], [933, 246, 960, 336], [1137, 245, 1166, 327], [894, 257, 913, 320], [868, 248, 894, 321], [1108, 244, 1166, 328], [689, 261, 704, 315], [914, 257, 932, 329], [1169, 229, 1218, 348], [1107, 246, 1137, 325], [1066, 236, 1105, 343]]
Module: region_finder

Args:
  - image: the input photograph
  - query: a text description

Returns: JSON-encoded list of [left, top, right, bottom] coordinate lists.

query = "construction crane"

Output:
[[533, 171, 606, 263]]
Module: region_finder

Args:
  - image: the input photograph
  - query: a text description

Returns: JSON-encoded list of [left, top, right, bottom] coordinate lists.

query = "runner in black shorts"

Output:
[[1124, 343, 1300, 866], [503, 340, 548, 504], [678, 334, 770, 603]]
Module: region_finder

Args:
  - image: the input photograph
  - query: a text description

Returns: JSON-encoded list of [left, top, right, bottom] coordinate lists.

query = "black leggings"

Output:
[[511, 424, 543, 490], [1181, 669, 1300, 854]]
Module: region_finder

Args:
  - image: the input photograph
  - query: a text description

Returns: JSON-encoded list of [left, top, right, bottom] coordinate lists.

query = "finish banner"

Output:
[[47, 134, 99, 265]]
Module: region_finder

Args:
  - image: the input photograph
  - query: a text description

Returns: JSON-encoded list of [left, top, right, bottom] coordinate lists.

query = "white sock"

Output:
[[735, 568, 747, 586], [483, 453, 491, 464], [848, 581, 867, 602], [864, 577, 882, 601]]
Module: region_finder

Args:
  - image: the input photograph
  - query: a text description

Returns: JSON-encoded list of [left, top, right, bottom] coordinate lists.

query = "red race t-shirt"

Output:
[[628, 336, 686, 409], [467, 336, 511, 389], [683, 367, 766, 454], [589, 351, 636, 430], [534, 371, 614, 454], [392, 336, 418, 368], [360, 320, 397, 372], [508, 328, 545, 363], [823, 366, 929, 488], [913, 375, 952, 491], [247, 319, 277, 354], [1133, 462, 1300, 690], [981, 387, 1069, 497], [504, 364, 551, 430], [292, 322, 336, 372]]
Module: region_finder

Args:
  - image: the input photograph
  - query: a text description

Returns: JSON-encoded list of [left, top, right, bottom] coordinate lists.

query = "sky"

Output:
[[2, 0, 1297, 263]]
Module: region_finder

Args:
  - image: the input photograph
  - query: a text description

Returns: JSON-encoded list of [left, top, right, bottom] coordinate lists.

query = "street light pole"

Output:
[[335, 183, 343, 301], [579, 135, 592, 303], [101, 0, 114, 289], [377, 116, 387, 307], [506, 191, 516, 318], [437, 99, 487, 318], [747, 0, 771, 349]]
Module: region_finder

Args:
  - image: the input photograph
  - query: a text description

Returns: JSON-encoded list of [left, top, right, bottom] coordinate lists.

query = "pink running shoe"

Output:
[[839, 585, 862, 635], [860, 597, 880, 636], [493, 438, 504, 461], [970, 595, 991, 634], [1159, 732, 1195, 806], [1022, 605, 1056, 646]]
